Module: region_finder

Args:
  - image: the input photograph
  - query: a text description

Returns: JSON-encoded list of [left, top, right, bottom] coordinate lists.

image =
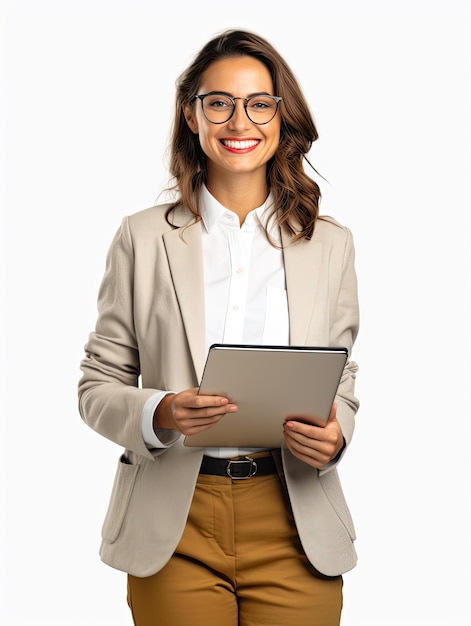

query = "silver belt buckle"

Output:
[[226, 456, 258, 479]]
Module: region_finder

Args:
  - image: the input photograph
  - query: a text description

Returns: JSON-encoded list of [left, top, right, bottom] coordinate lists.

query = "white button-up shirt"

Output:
[[142, 186, 290, 457]]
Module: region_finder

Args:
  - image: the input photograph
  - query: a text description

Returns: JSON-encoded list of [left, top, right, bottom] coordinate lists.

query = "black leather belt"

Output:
[[199, 454, 278, 480]]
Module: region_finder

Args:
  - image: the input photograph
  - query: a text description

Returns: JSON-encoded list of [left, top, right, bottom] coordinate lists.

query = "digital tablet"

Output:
[[183, 344, 348, 448]]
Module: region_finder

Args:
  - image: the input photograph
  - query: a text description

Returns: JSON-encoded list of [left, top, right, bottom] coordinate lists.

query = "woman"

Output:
[[79, 29, 359, 626]]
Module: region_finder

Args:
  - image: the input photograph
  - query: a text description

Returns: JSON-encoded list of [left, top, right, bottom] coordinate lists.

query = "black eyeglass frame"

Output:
[[191, 92, 282, 125]]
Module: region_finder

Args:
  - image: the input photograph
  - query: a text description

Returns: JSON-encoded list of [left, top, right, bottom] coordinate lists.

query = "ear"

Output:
[[184, 103, 199, 134]]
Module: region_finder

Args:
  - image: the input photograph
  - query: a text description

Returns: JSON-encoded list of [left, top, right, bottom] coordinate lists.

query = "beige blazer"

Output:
[[78, 202, 360, 578]]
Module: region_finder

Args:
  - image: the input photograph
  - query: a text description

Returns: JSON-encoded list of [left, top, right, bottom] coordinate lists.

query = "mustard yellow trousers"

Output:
[[127, 455, 342, 626]]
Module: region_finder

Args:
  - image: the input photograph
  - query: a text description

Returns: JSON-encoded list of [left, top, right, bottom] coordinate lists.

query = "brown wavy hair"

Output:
[[167, 29, 321, 241]]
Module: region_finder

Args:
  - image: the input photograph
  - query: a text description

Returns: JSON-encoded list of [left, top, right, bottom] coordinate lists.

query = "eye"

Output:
[[248, 97, 276, 110], [205, 96, 232, 109]]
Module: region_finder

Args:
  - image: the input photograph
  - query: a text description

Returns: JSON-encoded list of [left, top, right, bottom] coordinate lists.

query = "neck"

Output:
[[206, 171, 268, 225]]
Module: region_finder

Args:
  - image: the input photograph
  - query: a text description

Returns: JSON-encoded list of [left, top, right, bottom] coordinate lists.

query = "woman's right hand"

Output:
[[153, 388, 238, 437]]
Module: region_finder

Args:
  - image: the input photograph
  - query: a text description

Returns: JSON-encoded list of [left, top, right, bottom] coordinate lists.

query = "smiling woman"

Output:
[[169, 30, 321, 240], [78, 28, 360, 626], [183, 56, 283, 209]]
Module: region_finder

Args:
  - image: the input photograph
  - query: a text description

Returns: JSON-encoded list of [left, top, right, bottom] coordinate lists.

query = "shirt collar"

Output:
[[200, 185, 276, 234]]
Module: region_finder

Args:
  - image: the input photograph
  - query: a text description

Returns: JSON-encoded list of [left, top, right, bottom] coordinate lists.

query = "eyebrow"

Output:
[[205, 90, 274, 98]]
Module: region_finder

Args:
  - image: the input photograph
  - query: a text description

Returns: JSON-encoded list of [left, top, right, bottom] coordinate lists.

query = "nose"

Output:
[[228, 98, 251, 130]]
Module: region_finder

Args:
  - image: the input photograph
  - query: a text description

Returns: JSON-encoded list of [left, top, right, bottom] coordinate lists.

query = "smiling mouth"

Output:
[[220, 139, 260, 150]]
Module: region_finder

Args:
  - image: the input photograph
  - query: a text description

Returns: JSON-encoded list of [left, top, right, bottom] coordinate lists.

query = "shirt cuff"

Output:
[[141, 391, 181, 448]]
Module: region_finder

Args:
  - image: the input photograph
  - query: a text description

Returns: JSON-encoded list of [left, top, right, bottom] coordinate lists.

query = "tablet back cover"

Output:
[[184, 344, 348, 448]]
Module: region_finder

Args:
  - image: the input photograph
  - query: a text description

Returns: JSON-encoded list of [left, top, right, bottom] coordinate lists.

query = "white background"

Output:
[[1, 1, 470, 625]]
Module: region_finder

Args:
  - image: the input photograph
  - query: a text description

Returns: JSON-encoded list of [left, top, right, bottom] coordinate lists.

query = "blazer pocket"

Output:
[[101, 454, 139, 543]]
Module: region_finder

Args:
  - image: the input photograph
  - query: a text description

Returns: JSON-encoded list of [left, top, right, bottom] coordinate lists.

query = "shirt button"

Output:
[[232, 305, 239, 311], [235, 267, 244, 274]]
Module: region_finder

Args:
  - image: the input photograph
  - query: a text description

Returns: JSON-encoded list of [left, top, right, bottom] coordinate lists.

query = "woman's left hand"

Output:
[[283, 403, 344, 469]]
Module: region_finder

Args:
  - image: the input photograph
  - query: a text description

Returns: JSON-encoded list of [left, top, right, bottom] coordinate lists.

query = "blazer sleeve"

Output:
[[320, 224, 360, 475], [78, 216, 159, 461]]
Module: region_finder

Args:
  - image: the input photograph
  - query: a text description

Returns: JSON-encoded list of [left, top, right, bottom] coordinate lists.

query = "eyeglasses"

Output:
[[192, 92, 282, 125]]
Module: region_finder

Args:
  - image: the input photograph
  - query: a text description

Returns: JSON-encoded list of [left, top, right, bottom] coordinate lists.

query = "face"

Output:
[[184, 56, 281, 182]]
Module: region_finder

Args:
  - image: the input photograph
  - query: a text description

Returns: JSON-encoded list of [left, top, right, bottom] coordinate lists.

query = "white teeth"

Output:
[[222, 139, 259, 149]]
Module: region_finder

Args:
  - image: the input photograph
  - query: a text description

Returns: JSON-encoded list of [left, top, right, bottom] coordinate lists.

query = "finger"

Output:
[[192, 394, 236, 409], [326, 402, 337, 424], [283, 419, 322, 440], [173, 403, 237, 424], [285, 433, 331, 467], [283, 436, 330, 468], [284, 427, 328, 454], [173, 389, 236, 411]]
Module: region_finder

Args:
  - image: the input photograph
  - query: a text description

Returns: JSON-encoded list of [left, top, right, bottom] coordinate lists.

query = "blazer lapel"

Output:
[[163, 215, 207, 381], [282, 229, 328, 346]]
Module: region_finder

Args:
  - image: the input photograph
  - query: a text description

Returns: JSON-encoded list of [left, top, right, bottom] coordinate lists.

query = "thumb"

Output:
[[326, 402, 338, 425]]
